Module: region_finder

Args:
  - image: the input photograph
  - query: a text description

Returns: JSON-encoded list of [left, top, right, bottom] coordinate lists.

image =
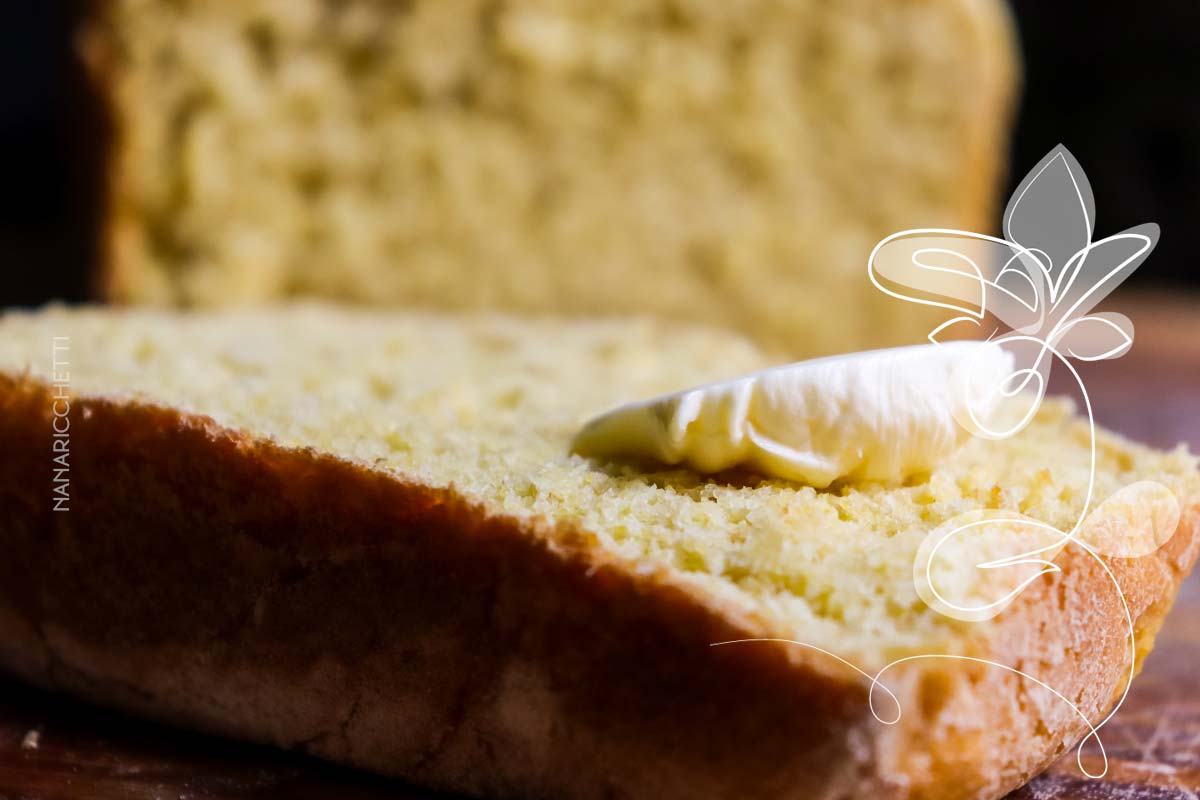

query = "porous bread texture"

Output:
[[2, 305, 1195, 673], [82, 0, 1016, 356]]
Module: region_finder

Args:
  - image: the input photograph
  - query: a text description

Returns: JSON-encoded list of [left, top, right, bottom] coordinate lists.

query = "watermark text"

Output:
[[51, 337, 70, 512]]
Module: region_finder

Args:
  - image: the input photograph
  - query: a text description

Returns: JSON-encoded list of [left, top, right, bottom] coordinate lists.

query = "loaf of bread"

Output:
[[76, 0, 1016, 356], [0, 305, 1195, 799]]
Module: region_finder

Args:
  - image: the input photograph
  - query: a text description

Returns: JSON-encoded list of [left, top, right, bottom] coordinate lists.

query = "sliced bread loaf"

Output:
[[0, 305, 1196, 800], [76, 0, 1015, 355]]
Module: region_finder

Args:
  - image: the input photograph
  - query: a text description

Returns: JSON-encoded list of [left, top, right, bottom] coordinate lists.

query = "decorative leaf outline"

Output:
[[1003, 146, 1096, 299], [867, 230, 1048, 335], [1046, 224, 1158, 334], [1054, 312, 1134, 362]]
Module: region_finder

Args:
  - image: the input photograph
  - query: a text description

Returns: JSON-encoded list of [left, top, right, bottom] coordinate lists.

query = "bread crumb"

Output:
[[21, 727, 41, 750]]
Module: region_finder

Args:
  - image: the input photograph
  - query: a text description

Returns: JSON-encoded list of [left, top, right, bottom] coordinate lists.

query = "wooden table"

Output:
[[1, 296, 1198, 800]]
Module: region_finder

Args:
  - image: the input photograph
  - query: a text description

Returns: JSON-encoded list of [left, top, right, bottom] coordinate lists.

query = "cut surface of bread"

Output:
[[79, 0, 1015, 356], [0, 305, 1196, 800]]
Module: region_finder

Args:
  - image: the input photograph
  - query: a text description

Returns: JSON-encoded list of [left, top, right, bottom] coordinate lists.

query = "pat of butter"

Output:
[[572, 342, 1014, 486]]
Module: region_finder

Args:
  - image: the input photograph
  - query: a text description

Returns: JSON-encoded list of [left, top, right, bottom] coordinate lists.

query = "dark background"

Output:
[[1, 0, 1197, 307]]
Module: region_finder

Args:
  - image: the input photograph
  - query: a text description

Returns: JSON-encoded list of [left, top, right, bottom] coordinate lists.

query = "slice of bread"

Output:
[[0, 305, 1196, 800], [76, 0, 1016, 356]]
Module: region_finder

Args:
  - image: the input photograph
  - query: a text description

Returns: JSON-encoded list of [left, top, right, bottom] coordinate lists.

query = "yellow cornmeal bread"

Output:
[[78, 0, 1016, 355], [0, 305, 1196, 800]]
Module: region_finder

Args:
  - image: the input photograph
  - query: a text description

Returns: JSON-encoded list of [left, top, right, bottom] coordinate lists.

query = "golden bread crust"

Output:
[[0, 374, 1196, 800]]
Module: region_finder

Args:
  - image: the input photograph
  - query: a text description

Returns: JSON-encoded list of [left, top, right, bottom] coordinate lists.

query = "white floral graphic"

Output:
[[868, 144, 1181, 777], [870, 145, 1158, 440], [716, 146, 1182, 780]]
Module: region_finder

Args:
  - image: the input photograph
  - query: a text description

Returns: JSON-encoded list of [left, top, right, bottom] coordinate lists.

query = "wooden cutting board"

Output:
[[1, 295, 1197, 800]]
